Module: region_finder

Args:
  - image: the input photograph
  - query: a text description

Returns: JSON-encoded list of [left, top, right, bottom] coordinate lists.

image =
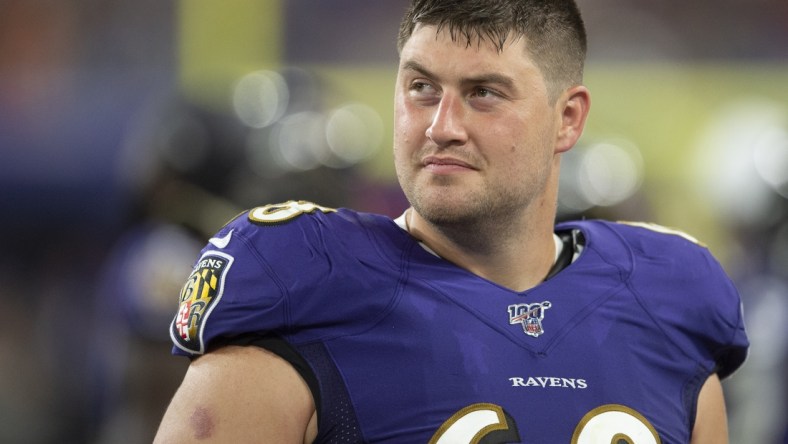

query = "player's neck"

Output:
[[404, 208, 557, 292]]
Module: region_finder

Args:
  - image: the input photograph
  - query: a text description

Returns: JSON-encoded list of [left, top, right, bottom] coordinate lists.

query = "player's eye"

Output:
[[472, 86, 498, 99], [469, 86, 504, 110], [410, 81, 436, 94], [408, 81, 440, 104]]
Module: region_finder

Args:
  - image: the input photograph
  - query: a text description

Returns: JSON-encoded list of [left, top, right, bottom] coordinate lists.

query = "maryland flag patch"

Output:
[[170, 251, 234, 354]]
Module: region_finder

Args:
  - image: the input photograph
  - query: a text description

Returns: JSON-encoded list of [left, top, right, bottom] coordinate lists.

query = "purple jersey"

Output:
[[170, 201, 748, 444]]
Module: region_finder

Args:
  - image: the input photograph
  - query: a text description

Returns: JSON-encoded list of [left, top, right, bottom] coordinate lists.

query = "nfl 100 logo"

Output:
[[508, 301, 552, 337]]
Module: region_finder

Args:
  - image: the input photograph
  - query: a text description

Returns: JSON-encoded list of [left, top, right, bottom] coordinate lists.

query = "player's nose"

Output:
[[426, 92, 468, 147]]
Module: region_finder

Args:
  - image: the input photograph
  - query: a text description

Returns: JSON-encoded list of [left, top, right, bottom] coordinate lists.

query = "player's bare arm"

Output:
[[691, 372, 729, 444], [154, 345, 317, 444]]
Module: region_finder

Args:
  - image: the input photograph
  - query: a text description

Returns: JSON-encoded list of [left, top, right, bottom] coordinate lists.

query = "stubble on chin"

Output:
[[408, 181, 495, 229]]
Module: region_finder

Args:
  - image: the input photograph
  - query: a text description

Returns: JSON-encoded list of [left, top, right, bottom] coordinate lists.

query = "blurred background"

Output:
[[0, 0, 786, 442]]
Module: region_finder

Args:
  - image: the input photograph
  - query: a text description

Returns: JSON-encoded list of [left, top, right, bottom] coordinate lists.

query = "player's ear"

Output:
[[554, 85, 590, 154]]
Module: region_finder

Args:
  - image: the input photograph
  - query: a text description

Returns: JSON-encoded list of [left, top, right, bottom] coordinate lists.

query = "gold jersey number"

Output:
[[429, 403, 661, 444]]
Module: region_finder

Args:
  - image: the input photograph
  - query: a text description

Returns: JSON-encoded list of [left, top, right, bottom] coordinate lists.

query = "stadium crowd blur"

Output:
[[1, 0, 787, 442]]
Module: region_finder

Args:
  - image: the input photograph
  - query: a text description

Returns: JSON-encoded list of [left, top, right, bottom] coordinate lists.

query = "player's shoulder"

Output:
[[562, 219, 708, 258], [170, 201, 408, 355], [607, 220, 722, 278], [571, 220, 747, 378], [223, 200, 374, 233], [209, 200, 410, 283], [561, 220, 747, 377], [220, 200, 397, 248], [558, 218, 724, 286], [608, 220, 704, 249]]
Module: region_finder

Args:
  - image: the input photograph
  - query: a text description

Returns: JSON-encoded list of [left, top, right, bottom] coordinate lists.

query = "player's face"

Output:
[[394, 25, 564, 226]]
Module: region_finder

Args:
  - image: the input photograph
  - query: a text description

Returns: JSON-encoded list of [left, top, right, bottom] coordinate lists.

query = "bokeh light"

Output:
[[325, 102, 383, 166], [232, 70, 289, 128], [693, 98, 788, 226], [559, 138, 644, 214]]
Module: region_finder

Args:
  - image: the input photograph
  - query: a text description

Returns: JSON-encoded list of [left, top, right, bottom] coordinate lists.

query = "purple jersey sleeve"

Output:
[[611, 222, 748, 378], [169, 214, 288, 356], [169, 202, 404, 357]]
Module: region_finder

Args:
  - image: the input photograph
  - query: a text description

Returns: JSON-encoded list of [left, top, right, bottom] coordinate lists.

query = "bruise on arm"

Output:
[[154, 346, 316, 443], [189, 406, 215, 440]]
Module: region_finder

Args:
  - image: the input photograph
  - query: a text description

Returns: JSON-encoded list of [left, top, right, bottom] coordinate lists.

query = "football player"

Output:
[[154, 1, 748, 442]]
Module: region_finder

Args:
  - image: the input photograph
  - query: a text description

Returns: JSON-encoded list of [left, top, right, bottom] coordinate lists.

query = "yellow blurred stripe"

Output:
[[178, 0, 283, 109]]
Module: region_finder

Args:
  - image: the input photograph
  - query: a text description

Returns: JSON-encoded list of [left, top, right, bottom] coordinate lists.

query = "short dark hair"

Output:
[[397, 0, 587, 101]]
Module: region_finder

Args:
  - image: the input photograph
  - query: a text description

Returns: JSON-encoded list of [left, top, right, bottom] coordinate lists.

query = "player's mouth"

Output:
[[422, 155, 477, 174]]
